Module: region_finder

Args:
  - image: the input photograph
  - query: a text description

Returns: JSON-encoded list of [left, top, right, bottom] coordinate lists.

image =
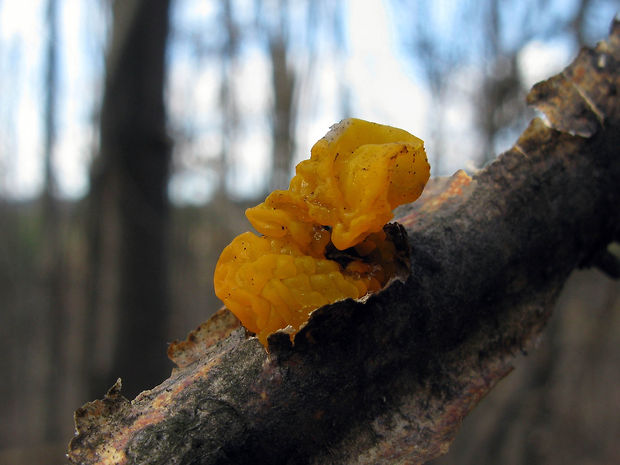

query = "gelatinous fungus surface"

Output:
[[214, 118, 430, 345]]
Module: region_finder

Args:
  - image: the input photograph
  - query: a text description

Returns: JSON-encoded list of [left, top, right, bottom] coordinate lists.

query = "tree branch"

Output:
[[68, 20, 620, 465]]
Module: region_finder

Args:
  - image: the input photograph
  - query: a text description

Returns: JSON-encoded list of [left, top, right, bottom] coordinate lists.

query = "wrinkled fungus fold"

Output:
[[214, 118, 430, 345]]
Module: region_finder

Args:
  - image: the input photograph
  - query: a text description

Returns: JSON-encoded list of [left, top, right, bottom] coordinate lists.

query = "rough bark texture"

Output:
[[69, 21, 620, 465]]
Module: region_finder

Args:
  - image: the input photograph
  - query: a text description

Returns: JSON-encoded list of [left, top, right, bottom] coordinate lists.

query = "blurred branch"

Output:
[[572, 0, 595, 46], [69, 21, 620, 465]]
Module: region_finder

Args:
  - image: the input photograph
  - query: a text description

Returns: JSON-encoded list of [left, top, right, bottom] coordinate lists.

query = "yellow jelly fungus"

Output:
[[214, 118, 430, 346]]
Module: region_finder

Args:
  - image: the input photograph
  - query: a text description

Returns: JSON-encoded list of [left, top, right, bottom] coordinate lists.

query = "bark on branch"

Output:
[[68, 21, 620, 465]]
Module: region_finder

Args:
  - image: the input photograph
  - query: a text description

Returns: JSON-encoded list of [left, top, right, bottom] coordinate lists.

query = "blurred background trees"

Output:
[[0, 0, 617, 464], [86, 0, 172, 403]]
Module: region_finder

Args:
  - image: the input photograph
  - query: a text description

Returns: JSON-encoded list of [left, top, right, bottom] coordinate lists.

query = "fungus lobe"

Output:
[[214, 118, 430, 345]]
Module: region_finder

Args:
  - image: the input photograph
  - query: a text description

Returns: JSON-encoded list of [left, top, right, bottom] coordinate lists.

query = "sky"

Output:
[[0, 0, 106, 200], [0, 0, 608, 203]]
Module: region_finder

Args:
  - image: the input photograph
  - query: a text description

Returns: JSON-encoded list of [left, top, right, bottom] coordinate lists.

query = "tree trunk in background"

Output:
[[477, 1, 525, 167], [267, 1, 297, 191], [269, 34, 296, 191], [86, 0, 172, 400], [41, 0, 66, 441], [215, 0, 238, 198]]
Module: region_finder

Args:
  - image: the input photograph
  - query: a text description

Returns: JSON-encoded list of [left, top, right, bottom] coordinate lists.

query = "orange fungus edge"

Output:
[[214, 119, 430, 347]]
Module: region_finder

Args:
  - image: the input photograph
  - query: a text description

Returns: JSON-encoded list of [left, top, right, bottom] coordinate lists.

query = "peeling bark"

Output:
[[68, 20, 620, 465]]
